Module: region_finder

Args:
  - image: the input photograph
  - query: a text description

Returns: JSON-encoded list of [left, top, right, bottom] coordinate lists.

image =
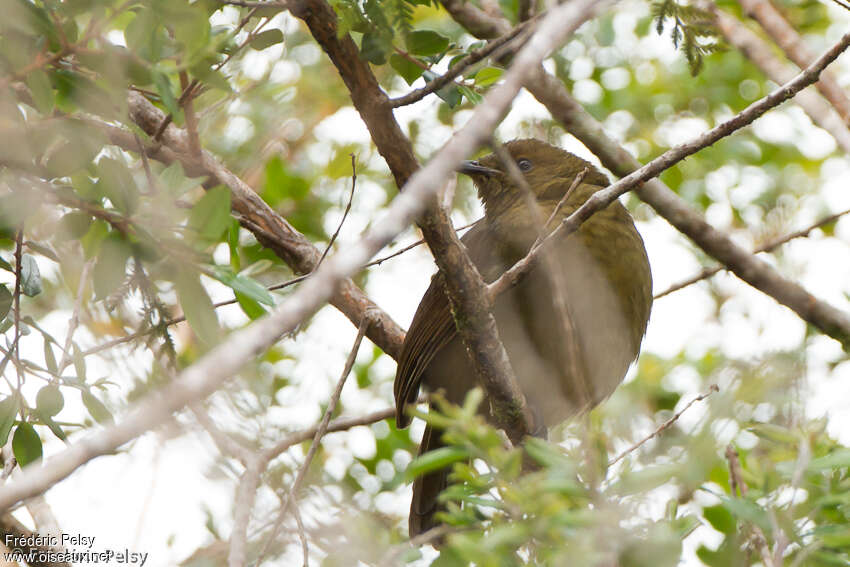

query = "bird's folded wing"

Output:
[[393, 222, 494, 427]]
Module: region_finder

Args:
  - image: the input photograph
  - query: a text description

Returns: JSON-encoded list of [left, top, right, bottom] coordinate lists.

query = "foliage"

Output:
[[651, 0, 725, 75]]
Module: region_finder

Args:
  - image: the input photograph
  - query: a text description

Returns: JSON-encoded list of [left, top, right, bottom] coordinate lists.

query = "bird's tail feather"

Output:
[[409, 423, 448, 538]]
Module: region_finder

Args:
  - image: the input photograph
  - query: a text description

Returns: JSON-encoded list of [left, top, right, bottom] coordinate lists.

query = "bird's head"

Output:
[[458, 139, 609, 208]]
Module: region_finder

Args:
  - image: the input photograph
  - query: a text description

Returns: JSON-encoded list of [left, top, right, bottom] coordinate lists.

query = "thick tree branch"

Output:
[[106, 94, 406, 360], [293, 0, 605, 440], [0, 9, 610, 506]]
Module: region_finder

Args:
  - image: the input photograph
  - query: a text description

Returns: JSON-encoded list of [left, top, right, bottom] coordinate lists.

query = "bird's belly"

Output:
[[423, 240, 639, 429]]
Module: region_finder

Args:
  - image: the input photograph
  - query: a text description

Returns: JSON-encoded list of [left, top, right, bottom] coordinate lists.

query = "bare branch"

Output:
[[94, 96, 405, 360], [252, 314, 373, 567], [318, 154, 357, 267], [655, 207, 850, 299], [609, 385, 718, 467]]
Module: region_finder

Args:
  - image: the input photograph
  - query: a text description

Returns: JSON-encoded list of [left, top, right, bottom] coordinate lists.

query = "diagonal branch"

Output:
[[96, 95, 405, 360], [440, 0, 850, 348], [290, 0, 613, 441]]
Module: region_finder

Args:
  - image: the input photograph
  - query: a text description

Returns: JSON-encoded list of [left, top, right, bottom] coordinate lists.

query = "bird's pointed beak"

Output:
[[458, 160, 499, 177]]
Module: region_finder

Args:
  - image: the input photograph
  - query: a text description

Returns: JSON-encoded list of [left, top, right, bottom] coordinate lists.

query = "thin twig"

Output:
[[489, 31, 850, 316], [655, 207, 850, 299], [537, 167, 587, 247], [254, 313, 374, 566], [13, 230, 24, 392], [56, 259, 94, 375], [318, 154, 357, 267], [726, 444, 776, 567], [390, 21, 534, 108], [608, 385, 719, 467]]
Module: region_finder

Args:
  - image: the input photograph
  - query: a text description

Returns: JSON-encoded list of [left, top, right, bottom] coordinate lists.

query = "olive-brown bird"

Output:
[[394, 139, 653, 537]]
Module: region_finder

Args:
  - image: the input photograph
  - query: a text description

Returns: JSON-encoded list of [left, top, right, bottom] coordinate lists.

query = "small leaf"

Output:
[[423, 70, 461, 107], [458, 85, 482, 105], [174, 270, 220, 345], [41, 415, 66, 441], [188, 185, 232, 246], [474, 66, 502, 87], [42, 336, 58, 375], [249, 29, 284, 51], [360, 32, 388, 65], [25, 69, 54, 114], [73, 346, 87, 381], [12, 423, 42, 467], [0, 397, 18, 446], [36, 385, 63, 417], [82, 391, 113, 424], [405, 446, 469, 481], [389, 54, 424, 85], [207, 265, 274, 306], [20, 255, 42, 297], [96, 157, 139, 214], [153, 70, 180, 118], [93, 237, 131, 300], [0, 285, 11, 322], [59, 211, 93, 239], [406, 30, 449, 56], [235, 291, 266, 320]]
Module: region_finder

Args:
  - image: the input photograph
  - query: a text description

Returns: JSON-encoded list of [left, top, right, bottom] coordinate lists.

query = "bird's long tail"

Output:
[[409, 423, 448, 538]]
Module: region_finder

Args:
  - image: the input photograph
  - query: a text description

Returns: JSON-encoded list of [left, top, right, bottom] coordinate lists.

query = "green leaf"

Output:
[[42, 336, 58, 375], [12, 423, 42, 467], [360, 32, 388, 65], [96, 157, 139, 215], [73, 346, 87, 381], [423, 70, 461, 107], [153, 70, 180, 118], [805, 448, 850, 472], [36, 385, 63, 417], [41, 415, 66, 441], [250, 29, 284, 51], [20, 254, 42, 297], [82, 391, 113, 424], [702, 504, 735, 534], [474, 66, 502, 87], [189, 186, 232, 246], [93, 237, 131, 300], [389, 54, 424, 85], [0, 257, 12, 273], [174, 270, 220, 345], [458, 85, 482, 105], [406, 30, 449, 56], [25, 69, 54, 114], [235, 291, 266, 320], [0, 285, 11, 323], [206, 265, 274, 306], [60, 211, 94, 240], [405, 446, 469, 481], [0, 397, 18, 446]]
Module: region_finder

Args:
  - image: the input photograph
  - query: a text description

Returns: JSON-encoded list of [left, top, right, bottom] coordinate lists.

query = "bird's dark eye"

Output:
[[517, 158, 532, 172]]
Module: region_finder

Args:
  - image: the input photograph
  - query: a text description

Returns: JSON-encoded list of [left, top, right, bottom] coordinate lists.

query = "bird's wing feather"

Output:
[[394, 222, 495, 426]]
